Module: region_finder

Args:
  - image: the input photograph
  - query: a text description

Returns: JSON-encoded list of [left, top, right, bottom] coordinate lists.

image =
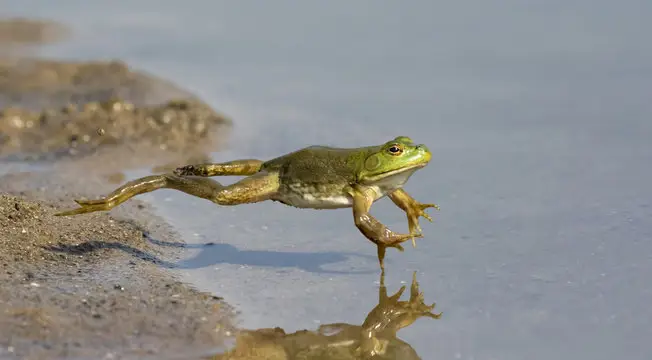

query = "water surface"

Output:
[[3, 1, 652, 359]]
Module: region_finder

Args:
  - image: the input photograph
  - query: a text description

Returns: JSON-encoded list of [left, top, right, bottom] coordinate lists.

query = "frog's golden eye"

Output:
[[387, 144, 403, 155]]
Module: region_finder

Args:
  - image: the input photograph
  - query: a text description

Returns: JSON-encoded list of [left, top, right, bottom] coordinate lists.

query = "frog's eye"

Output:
[[387, 144, 403, 155]]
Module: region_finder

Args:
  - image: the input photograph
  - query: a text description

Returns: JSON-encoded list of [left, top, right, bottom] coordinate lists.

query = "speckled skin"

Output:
[[55, 136, 439, 270]]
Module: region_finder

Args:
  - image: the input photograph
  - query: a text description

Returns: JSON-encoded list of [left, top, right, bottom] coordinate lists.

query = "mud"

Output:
[[0, 18, 69, 46], [0, 58, 224, 110], [0, 18, 238, 360], [0, 59, 232, 161], [0, 193, 236, 360]]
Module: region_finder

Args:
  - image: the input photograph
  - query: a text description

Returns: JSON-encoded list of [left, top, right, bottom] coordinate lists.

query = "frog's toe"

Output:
[[427, 310, 443, 319], [55, 205, 98, 216], [409, 232, 424, 248], [389, 286, 407, 301], [56, 198, 116, 216], [424, 203, 441, 211], [419, 203, 438, 219]]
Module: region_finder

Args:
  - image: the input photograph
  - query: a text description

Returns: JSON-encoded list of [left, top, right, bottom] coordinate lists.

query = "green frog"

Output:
[[55, 136, 439, 270]]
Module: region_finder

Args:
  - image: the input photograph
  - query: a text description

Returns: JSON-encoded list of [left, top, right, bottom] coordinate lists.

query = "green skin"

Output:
[[56, 136, 439, 271]]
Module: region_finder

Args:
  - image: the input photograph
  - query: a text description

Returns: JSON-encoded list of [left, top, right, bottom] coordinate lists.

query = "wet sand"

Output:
[[0, 18, 236, 360]]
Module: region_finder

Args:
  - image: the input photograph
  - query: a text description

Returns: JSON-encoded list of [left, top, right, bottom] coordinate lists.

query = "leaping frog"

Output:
[[56, 136, 439, 270]]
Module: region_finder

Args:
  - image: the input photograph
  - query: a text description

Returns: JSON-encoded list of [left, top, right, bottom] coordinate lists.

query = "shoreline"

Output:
[[0, 18, 236, 359]]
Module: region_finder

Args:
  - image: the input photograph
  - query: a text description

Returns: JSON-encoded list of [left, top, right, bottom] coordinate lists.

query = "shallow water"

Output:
[[4, 1, 652, 359]]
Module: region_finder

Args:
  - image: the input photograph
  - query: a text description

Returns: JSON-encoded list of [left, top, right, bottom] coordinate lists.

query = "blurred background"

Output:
[[1, 1, 651, 359]]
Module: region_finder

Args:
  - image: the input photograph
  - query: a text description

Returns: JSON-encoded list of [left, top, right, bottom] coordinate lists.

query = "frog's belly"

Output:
[[277, 192, 354, 209], [276, 185, 390, 209]]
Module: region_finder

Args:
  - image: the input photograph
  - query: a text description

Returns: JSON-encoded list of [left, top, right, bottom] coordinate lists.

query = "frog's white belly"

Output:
[[281, 192, 354, 209], [279, 185, 391, 209]]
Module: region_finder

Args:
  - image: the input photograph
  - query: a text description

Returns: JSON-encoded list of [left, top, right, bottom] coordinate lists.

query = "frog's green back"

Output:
[[261, 145, 379, 185]]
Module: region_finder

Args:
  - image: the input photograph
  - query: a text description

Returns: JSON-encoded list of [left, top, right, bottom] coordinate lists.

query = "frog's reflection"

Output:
[[214, 271, 441, 360]]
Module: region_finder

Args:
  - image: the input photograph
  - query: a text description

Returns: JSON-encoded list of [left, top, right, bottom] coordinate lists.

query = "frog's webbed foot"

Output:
[[409, 271, 442, 319], [361, 271, 441, 352], [173, 159, 263, 177], [351, 186, 422, 271], [388, 188, 439, 248]]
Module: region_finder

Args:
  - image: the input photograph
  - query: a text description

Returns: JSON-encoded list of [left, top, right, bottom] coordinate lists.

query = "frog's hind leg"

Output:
[[173, 159, 264, 177], [350, 186, 423, 271], [55, 172, 279, 216]]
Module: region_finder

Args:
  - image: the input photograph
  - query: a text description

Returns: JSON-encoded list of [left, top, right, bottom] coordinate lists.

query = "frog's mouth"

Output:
[[362, 162, 427, 183]]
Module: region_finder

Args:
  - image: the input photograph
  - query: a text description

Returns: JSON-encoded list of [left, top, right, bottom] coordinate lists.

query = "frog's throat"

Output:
[[360, 162, 427, 183]]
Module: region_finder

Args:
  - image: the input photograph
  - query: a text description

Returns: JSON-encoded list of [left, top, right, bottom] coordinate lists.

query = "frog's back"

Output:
[[262, 145, 365, 183], [261, 145, 369, 209]]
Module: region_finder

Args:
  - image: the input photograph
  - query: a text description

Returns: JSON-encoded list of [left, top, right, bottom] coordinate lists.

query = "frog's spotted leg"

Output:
[[351, 185, 423, 271], [54, 171, 279, 216], [388, 188, 439, 248], [173, 159, 263, 177]]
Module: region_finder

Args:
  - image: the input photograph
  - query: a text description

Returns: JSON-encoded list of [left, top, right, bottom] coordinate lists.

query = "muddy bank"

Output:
[[0, 58, 222, 110], [0, 18, 69, 61], [1, 17, 232, 168], [0, 18, 238, 360], [0, 96, 230, 165], [0, 192, 236, 360], [0, 59, 232, 168]]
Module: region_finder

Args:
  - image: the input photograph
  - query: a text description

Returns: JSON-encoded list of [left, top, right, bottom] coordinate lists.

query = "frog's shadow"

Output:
[[145, 233, 378, 274], [44, 232, 378, 275]]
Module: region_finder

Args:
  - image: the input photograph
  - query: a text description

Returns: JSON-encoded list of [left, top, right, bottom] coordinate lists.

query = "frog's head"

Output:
[[358, 136, 431, 185]]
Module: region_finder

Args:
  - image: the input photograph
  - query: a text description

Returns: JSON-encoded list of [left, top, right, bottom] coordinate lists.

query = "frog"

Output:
[[55, 136, 439, 271]]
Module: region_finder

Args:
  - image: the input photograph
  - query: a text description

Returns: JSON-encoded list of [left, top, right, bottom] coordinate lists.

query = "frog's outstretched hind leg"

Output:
[[173, 159, 264, 177], [55, 174, 190, 216], [55, 172, 279, 216]]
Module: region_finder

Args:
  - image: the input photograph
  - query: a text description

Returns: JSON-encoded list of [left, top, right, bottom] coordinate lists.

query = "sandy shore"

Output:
[[0, 18, 236, 360]]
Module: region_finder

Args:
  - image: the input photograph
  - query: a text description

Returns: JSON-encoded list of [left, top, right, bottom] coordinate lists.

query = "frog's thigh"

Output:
[[212, 171, 280, 205], [164, 175, 227, 201], [144, 172, 278, 205]]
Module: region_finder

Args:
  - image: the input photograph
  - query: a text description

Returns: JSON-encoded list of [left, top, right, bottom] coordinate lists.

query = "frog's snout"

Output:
[[416, 144, 431, 162]]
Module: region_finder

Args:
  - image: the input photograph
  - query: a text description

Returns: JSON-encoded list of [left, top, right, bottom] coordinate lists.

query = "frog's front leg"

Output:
[[388, 188, 439, 248], [55, 171, 279, 216], [173, 159, 264, 177], [351, 185, 423, 271]]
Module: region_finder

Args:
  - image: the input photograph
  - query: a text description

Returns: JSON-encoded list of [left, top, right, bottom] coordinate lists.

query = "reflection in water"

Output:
[[213, 271, 441, 360]]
